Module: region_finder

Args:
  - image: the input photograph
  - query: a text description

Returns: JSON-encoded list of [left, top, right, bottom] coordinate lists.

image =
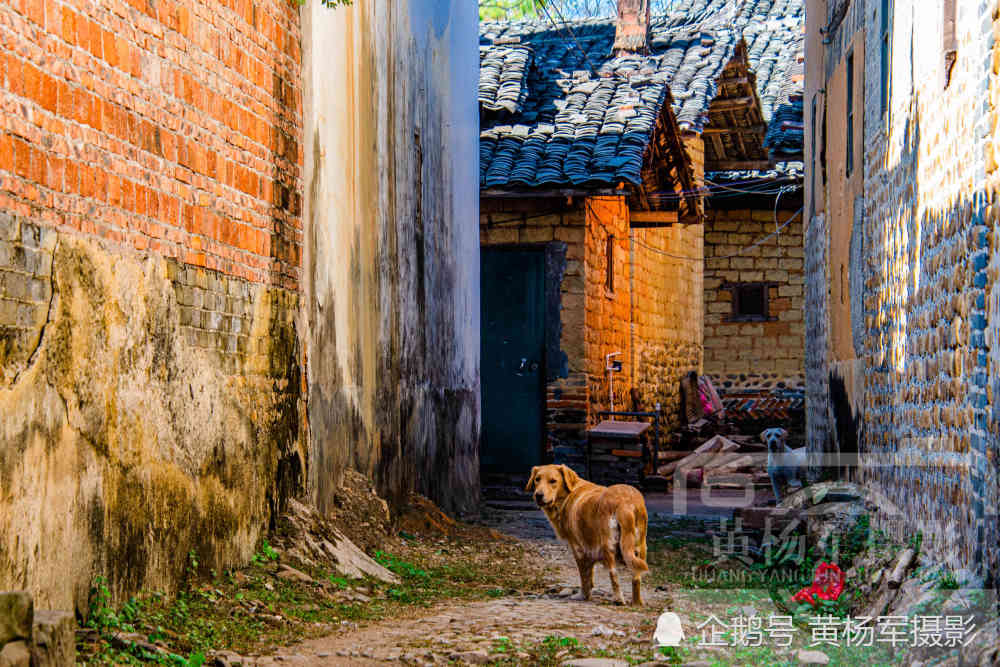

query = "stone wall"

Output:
[[0, 0, 307, 610], [855, 0, 996, 575], [804, 211, 831, 456], [704, 207, 805, 394]]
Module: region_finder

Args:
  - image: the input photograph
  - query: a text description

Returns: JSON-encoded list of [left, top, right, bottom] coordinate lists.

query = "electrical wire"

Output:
[[538, 0, 600, 74], [631, 206, 803, 260], [584, 197, 804, 262]]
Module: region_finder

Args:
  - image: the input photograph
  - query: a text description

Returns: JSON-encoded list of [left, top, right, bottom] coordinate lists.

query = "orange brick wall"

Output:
[[584, 195, 631, 416], [0, 0, 303, 288]]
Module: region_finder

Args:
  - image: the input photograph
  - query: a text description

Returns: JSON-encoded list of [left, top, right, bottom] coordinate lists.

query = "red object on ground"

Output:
[[792, 562, 845, 606]]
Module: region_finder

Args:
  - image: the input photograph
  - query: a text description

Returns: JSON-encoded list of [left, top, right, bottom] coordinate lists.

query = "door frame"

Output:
[[480, 243, 549, 471]]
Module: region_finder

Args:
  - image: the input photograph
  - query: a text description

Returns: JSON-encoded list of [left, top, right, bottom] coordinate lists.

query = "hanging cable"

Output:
[[584, 197, 804, 262], [538, 0, 600, 75]]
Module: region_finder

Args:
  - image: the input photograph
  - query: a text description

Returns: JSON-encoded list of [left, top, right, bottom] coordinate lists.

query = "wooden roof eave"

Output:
[[633, 88, 703, 222], [702, 40, 773, 171]]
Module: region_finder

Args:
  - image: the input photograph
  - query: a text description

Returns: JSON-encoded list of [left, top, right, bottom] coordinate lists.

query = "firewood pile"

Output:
[[647, 372, 804, 489], [654, 433, 770, 488]]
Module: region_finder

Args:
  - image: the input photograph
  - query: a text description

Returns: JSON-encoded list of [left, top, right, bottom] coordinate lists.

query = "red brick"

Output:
[[102, 29, 118, 68], [0, 133, 12, 173], [0, 0, 303, 290], [25, 0, 44, 27], [63, 159, 78, 194], [22, 62, 42, 107], [44, 155, 63, 191]]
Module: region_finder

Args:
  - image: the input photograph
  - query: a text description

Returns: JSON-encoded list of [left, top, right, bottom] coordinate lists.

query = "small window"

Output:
[[846, 51, 854, 176], [728, 283, 771, 322], [605, 235, 614, 292], [880, 0, 893, 118]]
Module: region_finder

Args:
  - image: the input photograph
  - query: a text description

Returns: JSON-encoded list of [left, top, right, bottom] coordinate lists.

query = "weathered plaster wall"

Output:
[[704, 207, 805, 393], [0, 217, 305, 611], [0, 0, 306, 609], [301, 0, 480, 516]]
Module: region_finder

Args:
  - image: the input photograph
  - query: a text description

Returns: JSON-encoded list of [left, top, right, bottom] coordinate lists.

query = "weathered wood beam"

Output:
[[709, 133, 726, 161], [630, 210, 678, 225], [707, 159, 775, 171], [733, 130, 748, 157], [702, 125, 767, 135], [709, 96, 754, 112]]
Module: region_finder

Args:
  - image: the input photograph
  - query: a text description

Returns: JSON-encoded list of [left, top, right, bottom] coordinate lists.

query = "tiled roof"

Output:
[[479, 0, 804, 190]]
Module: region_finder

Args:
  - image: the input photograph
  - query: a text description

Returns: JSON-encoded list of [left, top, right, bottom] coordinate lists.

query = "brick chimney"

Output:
[[613, 0, 650, 54]]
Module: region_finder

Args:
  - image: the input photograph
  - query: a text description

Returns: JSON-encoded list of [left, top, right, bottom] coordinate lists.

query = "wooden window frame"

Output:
[[724, 282, 778, 323], [605, 234, 615, 294]]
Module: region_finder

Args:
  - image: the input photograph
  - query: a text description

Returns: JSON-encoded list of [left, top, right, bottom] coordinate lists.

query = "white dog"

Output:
[[761, 427, 807, 503]]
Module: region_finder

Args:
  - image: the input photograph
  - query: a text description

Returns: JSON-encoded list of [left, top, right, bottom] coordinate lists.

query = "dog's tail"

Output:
[[616, 505, 649, 573]]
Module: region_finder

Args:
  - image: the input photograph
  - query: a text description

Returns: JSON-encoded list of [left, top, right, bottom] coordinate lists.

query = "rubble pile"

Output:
[[271, 498, 398, 584]]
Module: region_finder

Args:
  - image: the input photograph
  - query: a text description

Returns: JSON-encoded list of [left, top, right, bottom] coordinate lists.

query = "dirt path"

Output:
[[244, 508, 675, 666]]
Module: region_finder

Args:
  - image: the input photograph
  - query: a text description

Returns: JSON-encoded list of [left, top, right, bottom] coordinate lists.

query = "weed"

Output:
[[373, 551, 429, 579], [250, 540, 279, 565], [87, 577, 121, 636], [938, 570, 960, 590], [491, 636, 513, 654]]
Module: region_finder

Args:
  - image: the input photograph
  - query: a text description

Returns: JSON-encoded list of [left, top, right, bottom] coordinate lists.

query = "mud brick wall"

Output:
[[631, 223, 703, 431], [0, 0, 305, 609], [703, 208, 805, 393], [584, 195, 632, 418], [853, 0, 996, 576]]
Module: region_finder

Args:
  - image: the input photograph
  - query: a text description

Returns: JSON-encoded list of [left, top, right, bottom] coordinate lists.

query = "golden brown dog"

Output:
[[525, 464, 648, 605]]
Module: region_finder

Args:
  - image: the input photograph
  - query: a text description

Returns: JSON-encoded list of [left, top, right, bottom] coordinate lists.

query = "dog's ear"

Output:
[[778, 428, 788, 439], [559, 465, 581, 492], [525, 466, 540, 492], [760, 429, 771, 442]]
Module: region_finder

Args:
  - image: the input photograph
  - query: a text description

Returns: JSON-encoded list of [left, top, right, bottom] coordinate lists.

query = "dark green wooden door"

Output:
[[481, 248, 545, 473]]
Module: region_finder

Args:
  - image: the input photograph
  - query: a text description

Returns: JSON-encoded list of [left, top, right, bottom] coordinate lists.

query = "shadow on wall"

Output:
[[860, 101, 997, 577]]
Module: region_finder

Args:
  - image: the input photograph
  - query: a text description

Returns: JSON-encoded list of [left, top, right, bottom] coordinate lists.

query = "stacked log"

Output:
[[656, 435, 769, 487]]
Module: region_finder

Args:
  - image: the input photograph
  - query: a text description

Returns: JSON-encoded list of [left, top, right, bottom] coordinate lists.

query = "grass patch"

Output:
[[78, 532, 543, 664]]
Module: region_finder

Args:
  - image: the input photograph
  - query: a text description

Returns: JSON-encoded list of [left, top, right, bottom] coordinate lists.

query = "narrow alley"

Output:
[[0, 0, 998, 665]]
